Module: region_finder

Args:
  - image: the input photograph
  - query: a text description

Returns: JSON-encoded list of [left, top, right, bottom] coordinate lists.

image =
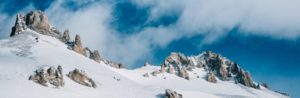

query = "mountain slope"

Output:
[[0, 30, 155, 98], [0, 10, 289, 98]]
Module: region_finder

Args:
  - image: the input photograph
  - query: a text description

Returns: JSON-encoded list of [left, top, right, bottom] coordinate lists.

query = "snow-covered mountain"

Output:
[[0, 10, 289, 98]]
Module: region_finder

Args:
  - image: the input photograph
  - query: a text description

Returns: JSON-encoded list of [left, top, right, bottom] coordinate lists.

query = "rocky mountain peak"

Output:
[[10, 10, 60, 38], [25, 10, 51, 34], [10, 14, 26, 37], [156, 51, 259, 89], [9, 10, 124, 69]]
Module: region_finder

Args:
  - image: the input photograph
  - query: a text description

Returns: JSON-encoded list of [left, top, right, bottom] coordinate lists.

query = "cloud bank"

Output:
[[0, 0, 300, 67]]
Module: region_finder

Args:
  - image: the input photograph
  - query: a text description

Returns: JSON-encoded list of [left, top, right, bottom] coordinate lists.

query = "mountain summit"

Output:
[[0, 10, 289, 98]]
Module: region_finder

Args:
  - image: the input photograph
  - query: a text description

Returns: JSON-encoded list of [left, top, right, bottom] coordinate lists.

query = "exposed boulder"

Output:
[[29, 66, 64, 87], [206, 71, 217, 83], [67, 69, 97, 88], [72, 34, 86, 56], [165, 89, 183, 98]]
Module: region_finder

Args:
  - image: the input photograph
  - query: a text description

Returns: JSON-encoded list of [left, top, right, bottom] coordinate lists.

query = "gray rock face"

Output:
[[160, 52, 190, 80], [29, 66, 64, 87], [165, 89, 183, 98], [67, 69, 97, 88]]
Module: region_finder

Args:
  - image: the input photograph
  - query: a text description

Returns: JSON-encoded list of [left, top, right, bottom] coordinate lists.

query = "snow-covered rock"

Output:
[[67, 69, 97, 88], [29, 65, 64, 87]]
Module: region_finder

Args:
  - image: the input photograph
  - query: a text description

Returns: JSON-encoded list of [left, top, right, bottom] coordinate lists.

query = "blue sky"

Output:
[[0, 0, 299, 97]]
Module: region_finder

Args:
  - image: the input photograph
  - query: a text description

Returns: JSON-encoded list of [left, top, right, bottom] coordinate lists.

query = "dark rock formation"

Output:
[[207, 71, 217, 83], [29, 66, 64, 87], [67, 69, 97, 88], [165, 89, 183, 98]]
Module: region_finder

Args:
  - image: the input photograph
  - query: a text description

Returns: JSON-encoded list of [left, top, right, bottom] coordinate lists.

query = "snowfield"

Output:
[[0, 30, 289, 98]]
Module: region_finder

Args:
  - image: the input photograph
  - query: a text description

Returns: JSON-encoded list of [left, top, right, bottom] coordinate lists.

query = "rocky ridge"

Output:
[[150, 51, 260, 89], [10, 10, 123, 68]]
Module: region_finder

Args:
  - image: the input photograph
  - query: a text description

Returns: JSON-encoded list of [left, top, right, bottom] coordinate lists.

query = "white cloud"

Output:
[[135, 0, 300, 40]]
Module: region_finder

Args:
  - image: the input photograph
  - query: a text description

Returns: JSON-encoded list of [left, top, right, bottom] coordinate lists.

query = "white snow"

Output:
[[0, 30, 289, 98]]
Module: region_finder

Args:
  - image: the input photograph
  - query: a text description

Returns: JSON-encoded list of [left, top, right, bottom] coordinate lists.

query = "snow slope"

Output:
[[0, 30, 289, 98]]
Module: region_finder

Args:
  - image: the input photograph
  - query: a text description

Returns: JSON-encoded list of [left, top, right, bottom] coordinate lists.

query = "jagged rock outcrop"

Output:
[[89, 50, 101, 63], [29, 66, 64, 87], [10, 10, 123, 68], [154, 51, 258, 88], [165, 89, 183, 98], [62, 29, 70, 43], [67, 69, 97, 88], [72, 34, 86, 56], [24, 10, 51, 34], [10, 10, 62, 38], [10, 14, 26, 37], [206, 71, 217, 83]]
